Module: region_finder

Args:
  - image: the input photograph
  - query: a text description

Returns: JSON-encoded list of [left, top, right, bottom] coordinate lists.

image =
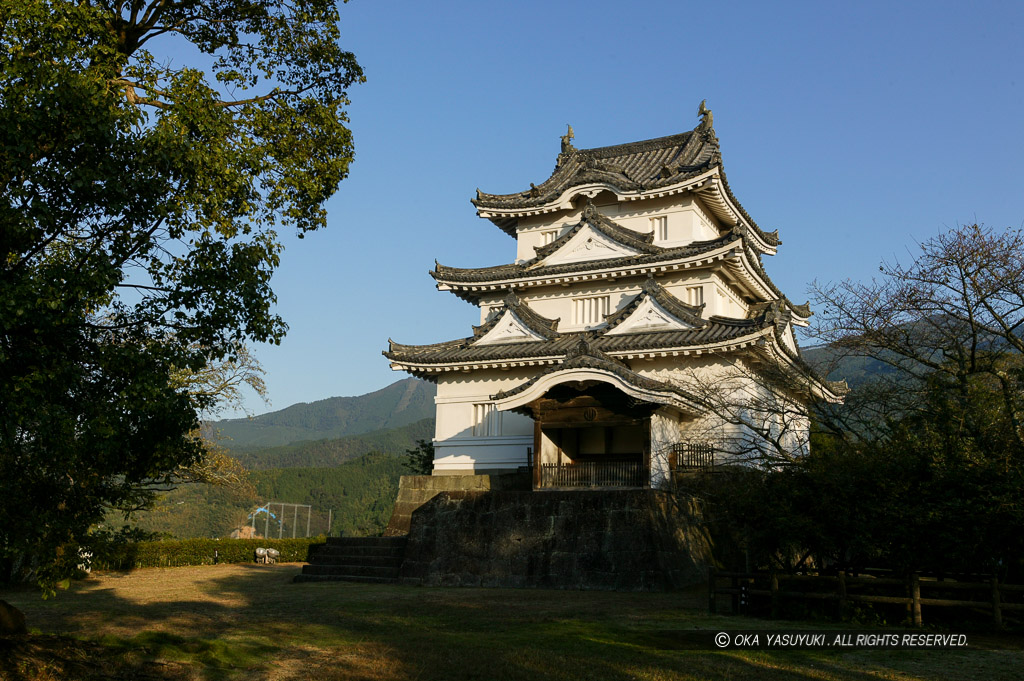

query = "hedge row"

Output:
[[90, 537, 326, 570]]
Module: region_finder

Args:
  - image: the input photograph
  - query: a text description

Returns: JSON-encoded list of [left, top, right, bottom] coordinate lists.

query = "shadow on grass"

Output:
[[1, 565, 1016, 681]]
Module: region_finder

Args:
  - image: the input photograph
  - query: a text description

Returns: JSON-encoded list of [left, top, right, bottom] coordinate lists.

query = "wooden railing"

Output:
[[668, 442, 715, 470], [708, 567, 1024, 627], [539, 461, 646, 488]]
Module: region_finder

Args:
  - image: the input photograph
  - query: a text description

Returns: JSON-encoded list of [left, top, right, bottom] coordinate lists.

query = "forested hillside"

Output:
[[209, 378, 436, 449], [233, 418, 434, 469], [801, 344, 899, 389], [127, 380, 436, 539], [253, 454, 407, 537], [126, 452, 409, 539]]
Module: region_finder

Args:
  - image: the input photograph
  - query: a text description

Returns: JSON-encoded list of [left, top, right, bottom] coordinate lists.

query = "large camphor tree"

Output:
[[0, 0, 362, 588]]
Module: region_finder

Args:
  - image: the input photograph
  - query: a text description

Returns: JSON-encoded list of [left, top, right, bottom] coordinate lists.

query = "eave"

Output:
[[476, 169, 780, 256], [433, 238, 783, 306]]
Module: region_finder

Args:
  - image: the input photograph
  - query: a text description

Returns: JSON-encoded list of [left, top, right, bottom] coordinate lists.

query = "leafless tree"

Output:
[[809, 223, 1024, 460], [675, 351, 835, 467]]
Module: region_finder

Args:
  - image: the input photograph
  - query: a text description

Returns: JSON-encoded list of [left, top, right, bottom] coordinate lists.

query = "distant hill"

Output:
[[233, 418, 435, 470], [802, 345, 901, 390], [209, 378, 436, 449]]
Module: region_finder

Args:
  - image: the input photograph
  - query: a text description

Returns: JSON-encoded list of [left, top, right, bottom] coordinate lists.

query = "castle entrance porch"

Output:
[[524, 382, 660, 489]]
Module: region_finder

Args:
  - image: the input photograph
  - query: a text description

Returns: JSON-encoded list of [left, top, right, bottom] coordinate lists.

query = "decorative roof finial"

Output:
[[561, 124, 576, 153], [697, 100, 713, 130]]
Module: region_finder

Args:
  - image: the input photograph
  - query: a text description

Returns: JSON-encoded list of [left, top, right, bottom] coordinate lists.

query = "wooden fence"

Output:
[[667, 442, 715, 470], [708, 567, 1024, 627], [539, 461, 645, 488]]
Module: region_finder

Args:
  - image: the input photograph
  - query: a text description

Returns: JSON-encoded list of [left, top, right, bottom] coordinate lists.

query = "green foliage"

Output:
[[0, 0, 361, 590], [115, 479, 256, 540], [123, 451, 407, 540], [90, 537, 323, 570], [233, 418, 435, 469], [693, 376, 1024, 577], [695, 225, 1024, 579], [405, 438, 435, 475], [210, 379, 436, 450], [252, 453, 407, 537]]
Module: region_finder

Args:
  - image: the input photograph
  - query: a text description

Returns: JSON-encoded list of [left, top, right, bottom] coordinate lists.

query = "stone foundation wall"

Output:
[[384, 473, 530, 536], [398, 489, 711, 590]]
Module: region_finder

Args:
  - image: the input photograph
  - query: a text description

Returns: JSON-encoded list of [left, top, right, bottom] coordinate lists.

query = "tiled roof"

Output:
[[386, 293, 840, 400], [472, 103, 780, 248], [748, 298, 814, 323], [432, 228, 741, 286], [385, 312, 770, 368], [473, 128, 714, 210]]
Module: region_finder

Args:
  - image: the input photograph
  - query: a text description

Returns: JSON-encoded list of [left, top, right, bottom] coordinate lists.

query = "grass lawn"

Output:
[[1, 564, 1021, 681]]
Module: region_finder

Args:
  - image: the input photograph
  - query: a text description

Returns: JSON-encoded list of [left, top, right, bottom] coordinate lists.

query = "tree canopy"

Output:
[[688, 223, 1024, 578], [0, 0, 362, 589], [811, 223, 1024, 460]]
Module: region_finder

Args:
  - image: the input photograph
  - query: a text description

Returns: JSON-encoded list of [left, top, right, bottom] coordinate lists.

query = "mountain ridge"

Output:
[[208, 377, 436, 450]]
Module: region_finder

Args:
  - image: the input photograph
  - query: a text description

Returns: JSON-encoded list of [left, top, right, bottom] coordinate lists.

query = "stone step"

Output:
[[312, 545, 406, 559], [296, 535, 407, 585], [325, 536, 407, 548], [293, 573, 399, 584], [308, 553, 402, 568], [301, 564, 400, 579]]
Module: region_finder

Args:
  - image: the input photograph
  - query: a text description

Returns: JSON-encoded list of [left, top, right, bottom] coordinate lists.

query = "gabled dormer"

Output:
[[470, 291, 560, 346], [525, 203, 656, 268], [604, 277, 706, 336]]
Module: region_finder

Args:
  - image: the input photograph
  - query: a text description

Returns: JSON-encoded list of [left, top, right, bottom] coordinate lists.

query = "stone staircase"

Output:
[[293, 536, 407, 584]]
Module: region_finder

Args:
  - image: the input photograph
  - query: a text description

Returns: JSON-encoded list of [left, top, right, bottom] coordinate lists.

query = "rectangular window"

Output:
[[572, 295, 610, 327], [540, 229, 558, 245], [686, 285, 704, 307], [650, 215, 668, 241], [472, 403, 501, 437]]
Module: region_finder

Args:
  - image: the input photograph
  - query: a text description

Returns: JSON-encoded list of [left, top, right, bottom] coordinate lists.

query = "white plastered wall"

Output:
[[496, 272, 742, 332], [634, 355, 812, 463], [514, 195, 722, 262], [649, 408, 687, 488], [433, 369, 535, 474]]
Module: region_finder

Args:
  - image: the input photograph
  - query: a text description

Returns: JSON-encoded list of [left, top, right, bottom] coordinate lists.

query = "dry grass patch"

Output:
[[1, 564, 1020, 681]]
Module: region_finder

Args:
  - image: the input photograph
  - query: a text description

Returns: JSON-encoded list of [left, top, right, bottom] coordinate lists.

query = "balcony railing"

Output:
[[539, 461, 646, 489], [668, 442, 715, 470]]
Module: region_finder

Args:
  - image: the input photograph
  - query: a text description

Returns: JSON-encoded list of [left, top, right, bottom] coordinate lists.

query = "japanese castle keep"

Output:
[[385, 103, 841, 490]]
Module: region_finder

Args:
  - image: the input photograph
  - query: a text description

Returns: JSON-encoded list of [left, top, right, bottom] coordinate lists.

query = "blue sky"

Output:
[[217, 0, 1024, 417]]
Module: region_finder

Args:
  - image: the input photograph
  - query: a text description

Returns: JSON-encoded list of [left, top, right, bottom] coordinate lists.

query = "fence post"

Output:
[[731, 574, 739, 615], [837, 571, 848, 621], [992, 576, 1003, 629], [770, 571, 780, 619], [911, 574, 922, 627], [708, 566, 717, 615]]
